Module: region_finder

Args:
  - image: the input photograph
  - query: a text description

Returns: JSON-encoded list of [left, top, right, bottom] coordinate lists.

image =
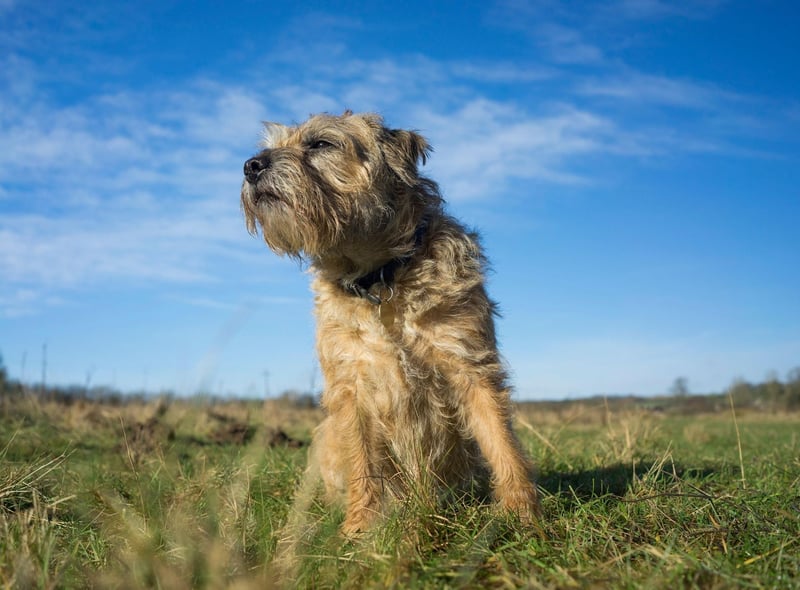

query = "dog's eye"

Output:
[[309, 140, 335, 150]]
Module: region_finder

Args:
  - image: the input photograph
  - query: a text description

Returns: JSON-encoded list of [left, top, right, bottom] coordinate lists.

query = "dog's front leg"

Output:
[[448, 368, 541, 523], [326, 387, 383, 535]]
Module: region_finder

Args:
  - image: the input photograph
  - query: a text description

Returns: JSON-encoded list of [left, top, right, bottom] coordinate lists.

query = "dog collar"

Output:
[[341, 265, 398, 305], [339, 219, 428, 305]]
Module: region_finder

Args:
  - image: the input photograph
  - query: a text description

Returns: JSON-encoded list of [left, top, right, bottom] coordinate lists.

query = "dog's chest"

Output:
[[367, 306, 449, 420], [317, 293, 440, 406]]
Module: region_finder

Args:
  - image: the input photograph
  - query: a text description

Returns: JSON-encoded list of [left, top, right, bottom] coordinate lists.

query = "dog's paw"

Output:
[[496, 483, 544, 534], [340, 507, 377, 538]]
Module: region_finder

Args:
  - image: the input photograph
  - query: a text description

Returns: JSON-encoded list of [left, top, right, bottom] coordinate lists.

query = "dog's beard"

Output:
[[242, 176, 396, 259]]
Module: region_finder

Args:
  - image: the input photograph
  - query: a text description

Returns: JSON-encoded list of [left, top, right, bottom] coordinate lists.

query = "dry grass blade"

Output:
[[727, 387, 747, 489], [0, 441, 69, 505], [1, 393, 799, 588]]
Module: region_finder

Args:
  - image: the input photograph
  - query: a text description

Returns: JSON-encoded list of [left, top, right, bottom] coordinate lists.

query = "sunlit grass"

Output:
[[1, 394, 798, 588]]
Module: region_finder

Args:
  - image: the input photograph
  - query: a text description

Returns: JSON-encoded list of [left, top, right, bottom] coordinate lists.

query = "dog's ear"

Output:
[[260, 121, 289, 148], [380, 128, 432, 186]]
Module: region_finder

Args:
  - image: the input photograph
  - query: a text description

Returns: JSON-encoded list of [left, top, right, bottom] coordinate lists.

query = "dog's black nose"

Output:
[[244, 154, 270, 183]]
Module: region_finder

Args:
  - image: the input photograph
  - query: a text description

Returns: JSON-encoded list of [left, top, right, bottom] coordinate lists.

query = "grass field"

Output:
[[1, 393, 798, 589]]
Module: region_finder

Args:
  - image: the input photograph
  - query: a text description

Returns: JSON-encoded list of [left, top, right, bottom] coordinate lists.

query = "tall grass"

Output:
[[0, 394, 798, 588]]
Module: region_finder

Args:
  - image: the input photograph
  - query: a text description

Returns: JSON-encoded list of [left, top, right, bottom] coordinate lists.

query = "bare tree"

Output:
[[670, 376, 689, 398]]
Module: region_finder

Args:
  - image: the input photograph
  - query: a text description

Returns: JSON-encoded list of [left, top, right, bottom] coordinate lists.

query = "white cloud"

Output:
[[536, 24, 605, 65], [451, 62, 556, 84], [577, 71, 733, 110], [0, 76, 273, 317], [609, 0, 725, 20], [415, 100, 614, 199], [238, 56, 634, 199], [0, 288, 66, 319], [1, 31, 795, 318], [1, 206, 239, 286]]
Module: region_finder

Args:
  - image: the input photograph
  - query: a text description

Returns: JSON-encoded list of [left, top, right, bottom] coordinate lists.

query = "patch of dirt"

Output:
[[118, 416, 175, 462], [266, 428, 306, 448], [209, 422, 255, 445]]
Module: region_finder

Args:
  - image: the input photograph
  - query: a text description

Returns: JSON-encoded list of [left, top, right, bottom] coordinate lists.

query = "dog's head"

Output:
[[241, 111, 432, 259]]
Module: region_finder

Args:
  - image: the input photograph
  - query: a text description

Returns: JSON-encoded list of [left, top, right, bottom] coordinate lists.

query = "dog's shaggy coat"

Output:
[[241, 111, 539, 535]]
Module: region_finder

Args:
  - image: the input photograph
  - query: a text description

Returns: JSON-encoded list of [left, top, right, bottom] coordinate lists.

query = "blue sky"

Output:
[[1, 0, 798, 399]]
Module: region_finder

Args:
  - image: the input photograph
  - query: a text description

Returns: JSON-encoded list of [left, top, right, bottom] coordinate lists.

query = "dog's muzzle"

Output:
[[243, 152, 271, 184]]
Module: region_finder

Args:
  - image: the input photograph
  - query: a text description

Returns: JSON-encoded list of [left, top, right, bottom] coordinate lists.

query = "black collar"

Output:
[[339, 220, 428, 305]]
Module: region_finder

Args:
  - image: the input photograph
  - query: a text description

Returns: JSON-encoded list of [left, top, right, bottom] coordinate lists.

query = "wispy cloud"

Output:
[[0, 74, 271, 316], [607, 0, 726, 20], [0, 288, 66, 319], [169, 294, 304, 311], [577, 71, 736, 110], [535, 23, 605, 65], [495, 0, 725, 26], [414, 100, 618, 198], [2, 8, 796, 318], [244, 55, 641, 196]]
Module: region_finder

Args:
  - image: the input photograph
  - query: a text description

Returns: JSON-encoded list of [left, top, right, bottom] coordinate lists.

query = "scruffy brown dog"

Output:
[[241, 111, 539, 535]]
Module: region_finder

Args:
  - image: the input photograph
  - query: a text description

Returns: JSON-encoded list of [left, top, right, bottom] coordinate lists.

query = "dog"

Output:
[[241, 111, 540, 535]]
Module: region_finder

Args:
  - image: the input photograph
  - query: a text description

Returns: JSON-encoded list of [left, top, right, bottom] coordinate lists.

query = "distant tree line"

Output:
[[725, 369, 800, 411], [0, 352, 320, 407], [1, 352, 798, 412], [0, 352, 166, 406]]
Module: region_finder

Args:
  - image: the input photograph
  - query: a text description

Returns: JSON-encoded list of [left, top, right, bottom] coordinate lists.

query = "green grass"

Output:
[[1, 395, 798, 588]]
